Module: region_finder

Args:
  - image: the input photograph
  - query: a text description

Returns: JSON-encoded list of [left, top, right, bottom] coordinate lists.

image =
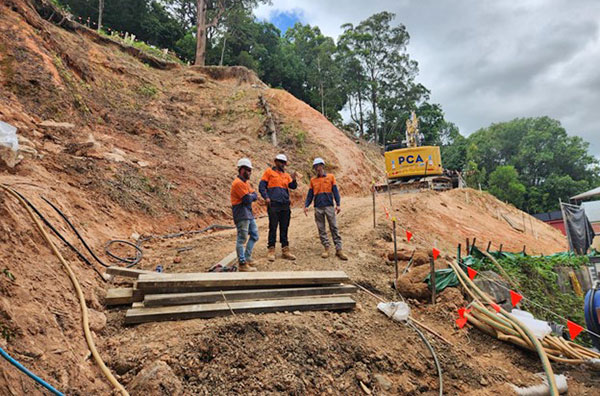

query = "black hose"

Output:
[[41, 197, 110, 268], [407, 321, 444, 396], [10, 190, 106, 282], [104, 240, 142, 268]]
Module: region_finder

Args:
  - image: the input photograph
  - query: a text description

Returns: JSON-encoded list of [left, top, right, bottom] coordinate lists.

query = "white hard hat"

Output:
[[275, 154, 288, 162], [313, 157, 325, 167], [237, 158, 252, 169]]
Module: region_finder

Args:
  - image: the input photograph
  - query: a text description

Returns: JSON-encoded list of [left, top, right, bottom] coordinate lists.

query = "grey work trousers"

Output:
[[314, 206, 342, 250]]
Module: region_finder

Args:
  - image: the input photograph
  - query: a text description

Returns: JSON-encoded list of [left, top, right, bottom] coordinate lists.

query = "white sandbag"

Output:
[[511, 309, 552, 339], [0, 121, 18, 151], [511, 373, 568, 395], [377, 302, 410, 322]]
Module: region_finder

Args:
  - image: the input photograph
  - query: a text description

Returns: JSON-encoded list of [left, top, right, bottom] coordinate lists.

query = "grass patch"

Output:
[[137, 83, 158, 98], [474, 252, 590, 345]]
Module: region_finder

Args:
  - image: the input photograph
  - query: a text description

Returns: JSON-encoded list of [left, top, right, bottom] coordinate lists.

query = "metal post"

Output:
[[430, 257, 436, 304], [392, 218, 398, 282], [466, 238, 470, 255], [372, 186, 376, 229], [486, 241, 492, 252], [471, 238, 477, 254], [499, 244, 503, 254]]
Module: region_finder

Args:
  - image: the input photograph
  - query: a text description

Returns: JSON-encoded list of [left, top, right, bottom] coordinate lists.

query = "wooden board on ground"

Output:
[[136, 271, 350, 291], [105, 288, 144, 305], [501, 213, 525, 232], [143, 284, 357, 307], [106, 266, 159, 279], [217, 251, 237, 267], [125, 295, 355, 324]]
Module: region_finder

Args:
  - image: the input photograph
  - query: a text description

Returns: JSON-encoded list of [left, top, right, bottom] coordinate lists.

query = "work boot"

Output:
[[282, 246, 296, 260], [238, 262, 257, 272], [336, 249, 348, 261], [321, 247, 330, 258], [245, 258, 258, 269], [267, 247, 276, 262]]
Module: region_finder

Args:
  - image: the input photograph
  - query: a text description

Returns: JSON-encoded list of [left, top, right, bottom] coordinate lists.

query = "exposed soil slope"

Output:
[[0, 1, 590, 395]]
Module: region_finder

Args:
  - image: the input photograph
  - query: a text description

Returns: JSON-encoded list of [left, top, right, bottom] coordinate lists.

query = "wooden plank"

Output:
[[106, 266, 160, 279], [105, 288, 143, 305], [132, 302, 144, 308], [143, 284, 357, 307], [136, 271, 350, 291], [125, 296, 355, 324], [217, 251, 237, 267]]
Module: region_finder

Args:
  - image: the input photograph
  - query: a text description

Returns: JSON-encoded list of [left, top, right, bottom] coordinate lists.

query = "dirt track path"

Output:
[[101, 193, 590, 395]]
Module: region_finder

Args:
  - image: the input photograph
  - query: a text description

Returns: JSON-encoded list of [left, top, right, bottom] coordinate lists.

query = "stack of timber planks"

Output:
[[105, 270, 356, 324]]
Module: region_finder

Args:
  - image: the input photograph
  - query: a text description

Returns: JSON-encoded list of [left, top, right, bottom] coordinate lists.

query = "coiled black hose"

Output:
[[104, 240, 143, 268], [11, 190, 106, 282], [42, 197, 110, 267], [42, 197, 143, 268]]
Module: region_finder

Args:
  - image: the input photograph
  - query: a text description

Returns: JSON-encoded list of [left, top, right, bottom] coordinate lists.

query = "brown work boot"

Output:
[[246, 258, 258, 269], [336, 249, 348, 261], [321, 247, 330, 258], [267, 247, 276, 262], [282, 246, 296, 260], [238, 262, 257, 272]]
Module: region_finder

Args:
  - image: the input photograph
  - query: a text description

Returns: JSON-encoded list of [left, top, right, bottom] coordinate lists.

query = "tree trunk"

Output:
[[317, 57, 324, 115], [219, 32, 227, 66], [195, 0, 207, 66], [97, 0, 104, 32], [357, 89, 364, 137]]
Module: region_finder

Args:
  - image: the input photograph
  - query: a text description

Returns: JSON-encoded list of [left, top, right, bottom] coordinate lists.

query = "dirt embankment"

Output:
[[0, 0, 381, 393], [0, 1, 588, 395]]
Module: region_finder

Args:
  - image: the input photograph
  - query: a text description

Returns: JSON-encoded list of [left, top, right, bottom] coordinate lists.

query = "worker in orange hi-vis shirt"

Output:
[[259, 154, 298, 262], [303, 157, 348, 260], [230, 158, 259, 272]]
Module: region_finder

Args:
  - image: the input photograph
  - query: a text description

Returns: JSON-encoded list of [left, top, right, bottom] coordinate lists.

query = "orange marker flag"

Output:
[[406, 230, 413, 242], [456, 317, 467, 329], [567, 320, 584, 341], [490, 303, 501, 313], [432, 248, 440, 260], [467, 267, 478, 280], [510, 290, 523, 307]]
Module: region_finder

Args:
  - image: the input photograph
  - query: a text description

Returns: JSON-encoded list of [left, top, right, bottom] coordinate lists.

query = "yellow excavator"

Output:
[[375, 111, 454, 193]]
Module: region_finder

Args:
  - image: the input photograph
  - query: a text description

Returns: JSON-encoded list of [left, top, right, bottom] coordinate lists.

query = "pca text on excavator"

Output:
[[375, 111, 455, 193]]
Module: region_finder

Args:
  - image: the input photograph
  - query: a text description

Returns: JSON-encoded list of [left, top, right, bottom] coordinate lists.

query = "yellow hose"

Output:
[[450, 260, 559, 396], [1, 185, 129, 395]]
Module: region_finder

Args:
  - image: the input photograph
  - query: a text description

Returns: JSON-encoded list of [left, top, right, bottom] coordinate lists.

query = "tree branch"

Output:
[[206, 0, 225, 29]]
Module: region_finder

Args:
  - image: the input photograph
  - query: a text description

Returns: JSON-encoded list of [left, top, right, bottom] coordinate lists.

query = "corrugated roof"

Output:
[[571, 186, 600, 201], [582, 201, 600, 223]]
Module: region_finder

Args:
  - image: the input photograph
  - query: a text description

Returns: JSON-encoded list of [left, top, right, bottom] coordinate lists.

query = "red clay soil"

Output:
[[0, 1, 595, 395]]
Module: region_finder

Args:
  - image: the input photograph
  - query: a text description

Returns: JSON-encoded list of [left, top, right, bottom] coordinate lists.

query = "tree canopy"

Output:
[[55, 2, 600, 213]]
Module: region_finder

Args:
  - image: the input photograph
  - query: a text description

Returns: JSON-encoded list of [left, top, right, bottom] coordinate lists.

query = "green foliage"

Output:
[[338, 12, 430, 144], [476, 253, 589, 345], [137, 83, 158, 98], [466, 117, 599, 212], [0, 323, 14, 343], [488, 165, 526, 208]]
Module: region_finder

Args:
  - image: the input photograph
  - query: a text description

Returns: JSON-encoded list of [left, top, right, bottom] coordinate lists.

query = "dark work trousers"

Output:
[[268, 205, 291, 248]]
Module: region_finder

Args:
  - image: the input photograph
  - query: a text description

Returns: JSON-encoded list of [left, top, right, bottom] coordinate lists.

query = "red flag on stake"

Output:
[[490, 303, 501, 313], [458, 307, 466, 318], [467, 267, 478, 280], [432, 248, 440, 260], [510, 290, 523, 307], [384, 206, 390, 219], [406, 230, 413, 242], [567, 320, 583, 340], [456, 317, 467, 329]]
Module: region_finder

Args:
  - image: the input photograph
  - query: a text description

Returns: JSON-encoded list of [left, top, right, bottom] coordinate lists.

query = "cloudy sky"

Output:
[[255, 0, 600, 157]]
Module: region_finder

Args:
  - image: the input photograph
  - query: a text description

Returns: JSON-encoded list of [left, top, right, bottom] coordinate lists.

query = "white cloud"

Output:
[[256, 0, 600, 157]]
